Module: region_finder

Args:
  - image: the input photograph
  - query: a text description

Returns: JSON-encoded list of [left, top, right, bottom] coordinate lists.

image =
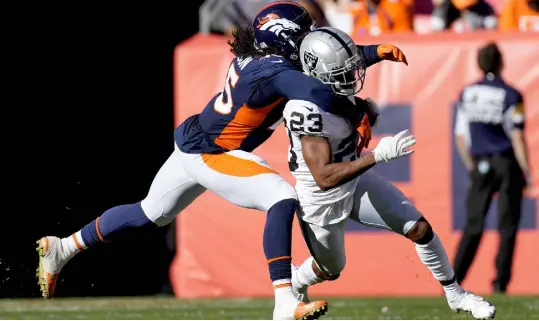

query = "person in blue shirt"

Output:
[[453, 42, 530, 294]]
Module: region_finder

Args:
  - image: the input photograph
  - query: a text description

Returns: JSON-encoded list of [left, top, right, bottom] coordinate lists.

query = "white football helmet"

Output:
[[299, 27, 366, 96]]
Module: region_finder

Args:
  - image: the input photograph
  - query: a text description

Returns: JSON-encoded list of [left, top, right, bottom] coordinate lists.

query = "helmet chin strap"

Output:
[[334, 81, 359, 96], [286, 36, 299, 62]]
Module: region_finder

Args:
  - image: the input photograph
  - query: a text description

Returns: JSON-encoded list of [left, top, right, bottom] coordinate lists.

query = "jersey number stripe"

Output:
[[214, 63, 240, 115]]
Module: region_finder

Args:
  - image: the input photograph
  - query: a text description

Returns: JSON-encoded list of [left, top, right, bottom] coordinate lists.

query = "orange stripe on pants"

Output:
[[201, 153, 277, 177], [267, 255, 292, 264], [72, 234, 84, 251], [95, 217, 105, 242]]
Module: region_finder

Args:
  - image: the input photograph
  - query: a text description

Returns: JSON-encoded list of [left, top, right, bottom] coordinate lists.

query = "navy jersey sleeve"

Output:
[[357, 45, 382, 68], [505, 89, 525, 130], [268, 69, 336, 112]]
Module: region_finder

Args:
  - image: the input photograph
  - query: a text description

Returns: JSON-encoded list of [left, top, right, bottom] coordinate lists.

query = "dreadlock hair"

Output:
[[477, 42, 503, 76], [228, 25, 283, 59]]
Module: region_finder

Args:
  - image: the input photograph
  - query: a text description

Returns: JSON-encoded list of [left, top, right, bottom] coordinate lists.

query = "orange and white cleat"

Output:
[[293, 301, 328, 320], [36, 236, 70, 298], [273, 299, 328, 320]]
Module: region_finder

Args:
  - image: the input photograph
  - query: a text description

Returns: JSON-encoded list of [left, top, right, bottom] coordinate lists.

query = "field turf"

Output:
[[1, 295, 538, 319]]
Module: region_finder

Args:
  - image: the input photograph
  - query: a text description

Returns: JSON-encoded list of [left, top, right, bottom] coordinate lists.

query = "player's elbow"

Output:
[[510, 130, 527, 152], [313, 174, 335, 191], [317, 181, 332, 192]]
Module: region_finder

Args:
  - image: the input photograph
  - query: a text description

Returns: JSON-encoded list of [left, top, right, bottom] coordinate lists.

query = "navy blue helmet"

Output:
[[252, 1, 316, 65]]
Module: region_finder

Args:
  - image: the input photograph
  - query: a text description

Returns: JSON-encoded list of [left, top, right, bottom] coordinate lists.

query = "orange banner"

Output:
[[171, 31, 539, 298]]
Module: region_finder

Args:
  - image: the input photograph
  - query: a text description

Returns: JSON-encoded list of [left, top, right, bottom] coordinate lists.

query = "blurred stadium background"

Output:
[[1, 0, 537, 319]]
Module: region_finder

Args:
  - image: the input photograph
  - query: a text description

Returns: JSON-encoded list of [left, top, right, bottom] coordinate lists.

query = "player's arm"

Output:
[[357, 44, 408, 66], [507, 93, 530, 179], [455, 136, 473, 172], [356, 45, 383, 67], [284, 100, 416, 191], [453, 105, 474, 171], [269, 70, 338, 113], [269, 69, 383, 119], [302, 129, 416, 190], [511, 130, 529, 179], [301, 135, 376, 191]]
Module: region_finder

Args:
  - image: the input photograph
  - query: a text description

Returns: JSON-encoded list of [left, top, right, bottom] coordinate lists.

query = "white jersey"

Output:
[[283, 99, 360, 226]]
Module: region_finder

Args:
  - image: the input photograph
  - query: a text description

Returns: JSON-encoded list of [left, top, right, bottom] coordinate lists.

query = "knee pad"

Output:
[[265, 181, 297, 212], [140, 196, 162, 222], [412, 217, 434, 245], [141, 195, 174, 227], [317, 268, 341, 281], [326, 273, 341, 281], [314, 256, 345, 280]]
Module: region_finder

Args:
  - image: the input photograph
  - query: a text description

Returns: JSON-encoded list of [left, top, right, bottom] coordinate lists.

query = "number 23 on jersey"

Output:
[[289, 111, 323, 133], [214, 63, 239, 115]]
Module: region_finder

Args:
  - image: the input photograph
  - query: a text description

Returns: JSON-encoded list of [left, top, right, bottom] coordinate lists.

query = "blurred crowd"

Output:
[[204, 0, 538, 36]]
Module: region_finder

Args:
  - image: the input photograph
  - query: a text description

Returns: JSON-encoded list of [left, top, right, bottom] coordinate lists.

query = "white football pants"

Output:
[[140, 144, 297, 226], [299, 170, 423, 275]]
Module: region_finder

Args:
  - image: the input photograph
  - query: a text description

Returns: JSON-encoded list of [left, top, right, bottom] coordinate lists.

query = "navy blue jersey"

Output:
[[175, 55, 336, 153], [455, 74, 525, 157]]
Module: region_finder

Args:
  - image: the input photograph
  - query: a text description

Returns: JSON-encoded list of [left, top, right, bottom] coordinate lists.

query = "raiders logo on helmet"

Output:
[[303, 51, 319, 70]]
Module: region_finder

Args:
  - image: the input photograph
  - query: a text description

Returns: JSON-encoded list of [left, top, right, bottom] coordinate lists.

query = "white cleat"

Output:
[[36, 236, 70, 298], [291, 264, 310, 303], [273, 299, 328, 320], [448, 292, 496, 319]]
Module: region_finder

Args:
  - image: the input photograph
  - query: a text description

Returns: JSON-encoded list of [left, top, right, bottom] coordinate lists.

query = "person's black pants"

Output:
[[454, 152, 524, 292]]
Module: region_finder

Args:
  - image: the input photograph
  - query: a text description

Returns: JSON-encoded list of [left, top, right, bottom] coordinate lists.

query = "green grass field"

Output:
[[0, 296, 538, 319]]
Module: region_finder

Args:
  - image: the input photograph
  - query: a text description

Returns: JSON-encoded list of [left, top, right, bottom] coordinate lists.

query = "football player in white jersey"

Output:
[[283, 27, 496, 320]]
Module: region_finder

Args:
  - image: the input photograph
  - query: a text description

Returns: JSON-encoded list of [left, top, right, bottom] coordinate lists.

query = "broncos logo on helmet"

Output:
[[256, 13, 280, 28], [256, 13, 301, 37]]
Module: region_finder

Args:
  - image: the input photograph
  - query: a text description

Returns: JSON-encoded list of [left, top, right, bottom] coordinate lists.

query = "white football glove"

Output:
[[372, 129, 416, 163], [364, 97, 381, 128]]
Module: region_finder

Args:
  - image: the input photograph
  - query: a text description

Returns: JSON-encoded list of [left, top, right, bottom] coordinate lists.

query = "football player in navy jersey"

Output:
[[36, 2, 407, 319]]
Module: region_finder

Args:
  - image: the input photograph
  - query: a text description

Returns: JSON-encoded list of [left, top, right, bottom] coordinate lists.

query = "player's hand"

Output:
[[371, 129, 415, 163], [356, 113, 372, 150], [377, 44, 408, 65]]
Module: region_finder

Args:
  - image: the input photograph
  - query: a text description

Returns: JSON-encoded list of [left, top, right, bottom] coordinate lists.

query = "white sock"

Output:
[[60, 231, 87, 260], [294, 257, 324, 290], [442, 280, 465, 301], [273, 279, 296, 306], [414, 233, 464, 300]]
